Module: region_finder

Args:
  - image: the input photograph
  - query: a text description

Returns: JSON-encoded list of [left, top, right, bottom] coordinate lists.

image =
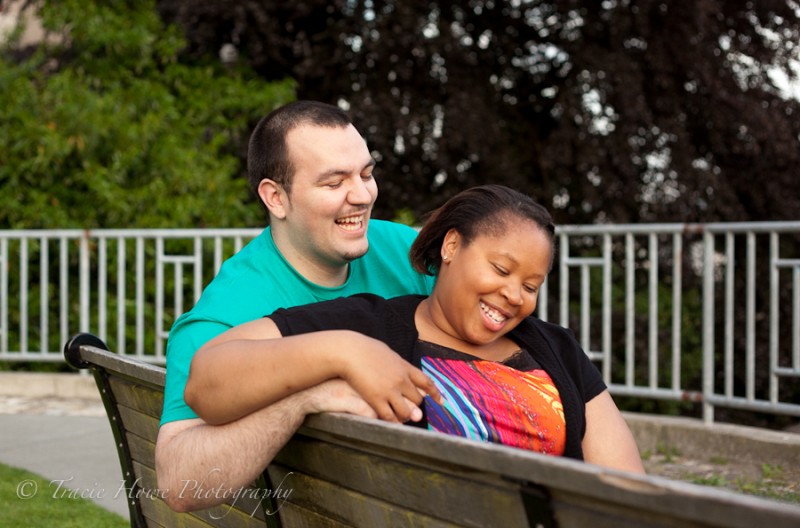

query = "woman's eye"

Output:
[[493, 264, 509, 276]]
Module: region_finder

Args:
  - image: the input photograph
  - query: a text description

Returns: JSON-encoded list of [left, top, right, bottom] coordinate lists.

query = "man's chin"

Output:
[[340, 245, 370, 262]]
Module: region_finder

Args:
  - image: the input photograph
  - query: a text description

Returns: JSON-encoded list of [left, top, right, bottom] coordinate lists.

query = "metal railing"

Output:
[[1, 223, 798, 423], [0, 228, 259, 362]]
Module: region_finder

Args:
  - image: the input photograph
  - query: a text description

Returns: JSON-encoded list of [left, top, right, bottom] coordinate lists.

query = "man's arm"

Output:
[[156, 379, 376, 512], [185, 317, 441, 425]]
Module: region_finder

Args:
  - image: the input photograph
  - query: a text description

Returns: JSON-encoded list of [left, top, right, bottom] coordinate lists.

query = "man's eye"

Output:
[[523, 284, 538, 294], [326, 181, 343, 189], [362, 173, 374, 181]]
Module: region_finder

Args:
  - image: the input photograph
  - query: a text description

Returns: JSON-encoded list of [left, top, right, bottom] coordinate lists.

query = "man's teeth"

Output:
[[480, 302, 507, 323], [336, 216, 363, 230]]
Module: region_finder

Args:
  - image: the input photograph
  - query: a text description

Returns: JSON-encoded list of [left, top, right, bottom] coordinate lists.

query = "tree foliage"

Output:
[[157, 0, 800, 224], [0, 0, 294, 229]]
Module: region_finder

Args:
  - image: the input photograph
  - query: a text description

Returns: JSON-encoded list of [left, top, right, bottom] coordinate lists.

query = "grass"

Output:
[[0, 462, 128, 528], [655, 442, 682, 463], [648, 453, 800, 504], [642, 442, 800, 504], [679, 469, 799, 504]]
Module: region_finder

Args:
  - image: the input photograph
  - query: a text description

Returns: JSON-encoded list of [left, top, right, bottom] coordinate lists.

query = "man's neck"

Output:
[[270, 229, 350, 288]]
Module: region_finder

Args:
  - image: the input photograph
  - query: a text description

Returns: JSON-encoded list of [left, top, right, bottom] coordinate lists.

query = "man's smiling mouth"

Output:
[[336, 214, 365, 231]]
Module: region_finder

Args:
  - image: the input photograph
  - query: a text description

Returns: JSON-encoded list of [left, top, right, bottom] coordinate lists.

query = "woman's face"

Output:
[[432, 217, 552, 346]]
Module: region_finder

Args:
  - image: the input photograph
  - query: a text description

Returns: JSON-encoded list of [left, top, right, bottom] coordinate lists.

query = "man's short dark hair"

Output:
[[247, 101, 353, 197]]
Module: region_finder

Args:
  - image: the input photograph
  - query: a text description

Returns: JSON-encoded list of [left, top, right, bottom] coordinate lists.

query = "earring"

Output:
[[442, 255, 449, 262]]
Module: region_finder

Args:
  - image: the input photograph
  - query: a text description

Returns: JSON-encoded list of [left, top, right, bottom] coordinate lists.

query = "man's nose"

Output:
[[348, 177, 374, 205]]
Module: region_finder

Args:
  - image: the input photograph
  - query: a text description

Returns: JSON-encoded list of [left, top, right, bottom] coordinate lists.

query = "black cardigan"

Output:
[[270, 294, 606, 460]]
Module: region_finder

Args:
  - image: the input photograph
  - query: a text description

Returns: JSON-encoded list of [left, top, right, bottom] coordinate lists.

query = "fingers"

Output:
[[374, 395, 423, 423], [306, 379, 431, 424], [405, 398, 423, 422], [376, 370, 440, 423], [411, 370, 443, 405]]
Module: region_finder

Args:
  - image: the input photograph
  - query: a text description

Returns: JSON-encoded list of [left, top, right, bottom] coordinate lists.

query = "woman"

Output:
[[186, 185, 644, 472]]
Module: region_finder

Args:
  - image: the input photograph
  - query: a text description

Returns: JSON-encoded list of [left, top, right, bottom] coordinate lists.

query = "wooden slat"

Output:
[[133, 462, 269, 528], [271, 502, 355, 528], [546, 492, 690, 528], [81, 345, 166, 387], [138, 491, 217, 528], [108, 375, 165, 419], [126, 429, 156, 472], [117, 404, 160, 445], [272, 435, 529, 526], [266, 465, 463, 527]]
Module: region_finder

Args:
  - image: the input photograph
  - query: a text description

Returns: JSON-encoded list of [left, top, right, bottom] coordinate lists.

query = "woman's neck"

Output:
[[414, 298, 520, 362]]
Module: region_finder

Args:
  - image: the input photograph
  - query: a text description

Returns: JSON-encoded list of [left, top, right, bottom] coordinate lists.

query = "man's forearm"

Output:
[[156, 395, 305, 512]]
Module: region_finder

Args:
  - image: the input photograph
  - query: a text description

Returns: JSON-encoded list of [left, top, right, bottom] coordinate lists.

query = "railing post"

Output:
[[559, 232, 569, 328], [702, 230, 715, 423], [155, 236, 164, 357], [648, 233, 658, 390], [770, 232, 779, 404], [625, 233, 635, 387], [0, 238, 7, 354], [19, 237, 28, 354], [602, 234, 612, 383], [39, 235, 49, 354], [671, 233, 682, 392], [79, 230, 90, 333]]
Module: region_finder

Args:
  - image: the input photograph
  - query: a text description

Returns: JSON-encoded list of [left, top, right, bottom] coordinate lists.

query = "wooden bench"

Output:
[[64, 333, 800, 528]]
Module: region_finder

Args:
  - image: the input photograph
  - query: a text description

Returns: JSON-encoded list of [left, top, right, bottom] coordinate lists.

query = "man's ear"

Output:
[[257, 179, 289, 220]]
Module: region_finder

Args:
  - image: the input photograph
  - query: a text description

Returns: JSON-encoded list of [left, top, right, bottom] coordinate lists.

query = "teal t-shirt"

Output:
[[161, 219, 435, 425]]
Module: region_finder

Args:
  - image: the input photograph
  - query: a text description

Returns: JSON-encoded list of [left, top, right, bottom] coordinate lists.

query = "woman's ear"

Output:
[[441, 228, 461, 262], [257, 179, 288, 220]]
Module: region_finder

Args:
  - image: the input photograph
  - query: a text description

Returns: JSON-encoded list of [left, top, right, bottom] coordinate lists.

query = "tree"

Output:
[[157, 0, 800, 224], [0, 0, 294, 229]]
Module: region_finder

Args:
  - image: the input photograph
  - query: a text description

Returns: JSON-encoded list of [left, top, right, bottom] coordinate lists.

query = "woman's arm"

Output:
[[185, 317, 440, 425], [582, 390, 646, 474]]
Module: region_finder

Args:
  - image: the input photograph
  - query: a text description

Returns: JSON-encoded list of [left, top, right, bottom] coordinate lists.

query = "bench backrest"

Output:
[[64, 334, 274, 528], [65, 333, 800, 528]]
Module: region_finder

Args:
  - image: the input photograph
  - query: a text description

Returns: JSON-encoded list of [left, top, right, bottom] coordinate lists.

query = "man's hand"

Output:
[[157, 379, 387, 512], [300, 378, 378, 418]]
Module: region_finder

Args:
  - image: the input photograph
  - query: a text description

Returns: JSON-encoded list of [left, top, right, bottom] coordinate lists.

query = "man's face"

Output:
[[278, 123, 378, 275]]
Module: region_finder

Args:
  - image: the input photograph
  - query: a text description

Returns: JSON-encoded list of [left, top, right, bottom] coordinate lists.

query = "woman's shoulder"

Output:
[[516, 316, 577, 343]]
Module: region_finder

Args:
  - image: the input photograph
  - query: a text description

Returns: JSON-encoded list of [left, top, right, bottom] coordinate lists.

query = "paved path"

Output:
[[0, 394, 130, 519]]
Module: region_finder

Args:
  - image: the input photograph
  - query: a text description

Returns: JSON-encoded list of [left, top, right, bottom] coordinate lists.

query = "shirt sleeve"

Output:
[[560, 326, 607, 403], [532, 319, 606, 405], [580, 353, 607, 403]]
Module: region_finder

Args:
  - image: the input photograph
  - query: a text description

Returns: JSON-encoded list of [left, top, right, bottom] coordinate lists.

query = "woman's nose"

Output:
[[501, 283, 524, 306]]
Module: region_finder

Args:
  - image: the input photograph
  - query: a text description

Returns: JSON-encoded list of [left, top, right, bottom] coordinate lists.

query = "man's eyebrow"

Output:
[[314, 159, 376, 182]]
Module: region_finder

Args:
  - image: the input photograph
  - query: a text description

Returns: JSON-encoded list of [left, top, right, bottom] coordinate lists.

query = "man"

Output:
[[155, 101, 435, 512]]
